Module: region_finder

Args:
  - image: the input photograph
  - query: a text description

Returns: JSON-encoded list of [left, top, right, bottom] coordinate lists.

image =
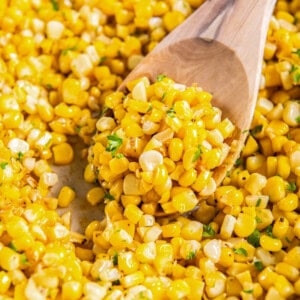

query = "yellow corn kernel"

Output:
[[124, 204, 143, 224], [276, 155, 290, 179], [135, 242, 156, 263], [277, 193, 298, 212], [58, 186, 76, 208], [181, 221, 203, 241], [273, 217, 289, 238], [258, 266, 279, 290], [275, 262, 299, 282], [260, 235, 282, 252], [266, 156, 278, 177], [219, 247, 234, 268], [242, 135, 259, 157], [166, 279, 190, 300], [215, 186, 244, 207], [263, 176, 286, 202], [244, 173, 267, 195], [153, 164, 169, 187], [274, 275, 295, 298], [86, 187, 105, 206], [171, 188, 198, 213], [205, 271, 226, 298], [225, 276, 242, 297], [84, 163, 97, 183], [61, 281, 82, 300], [117, 251, 139, 275], [0, 271, 11, 294], [121, 271, 145, 288], [163, 11, 185, 32], [62, 77, 87, 107], [168, 138, 184, 162], [220, 214, 236, 239], [264, 64, 282, 87], [178, 168, 197, 187], [109, 156, 129, 175], [246, 153, 265, 173], [234, 213, 256, 238], [161, 222, 181, 238], [52, 142, 74, 165], [192, 170, 211, 192], [0, 247, 20, 271]]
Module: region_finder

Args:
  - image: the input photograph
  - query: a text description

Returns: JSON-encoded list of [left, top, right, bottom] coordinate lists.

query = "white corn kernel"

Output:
[[203, 239, 222, 263], [46, 20, 65, 39], [139, 150, 163, 172]]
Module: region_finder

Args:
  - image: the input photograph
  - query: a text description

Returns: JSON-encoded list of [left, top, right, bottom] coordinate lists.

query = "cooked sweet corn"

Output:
[[0, 0, 300, 299], [89, 76, 236, 215]]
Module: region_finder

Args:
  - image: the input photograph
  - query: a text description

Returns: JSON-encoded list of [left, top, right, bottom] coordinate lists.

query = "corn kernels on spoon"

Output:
[[53, 0, 276, 228]]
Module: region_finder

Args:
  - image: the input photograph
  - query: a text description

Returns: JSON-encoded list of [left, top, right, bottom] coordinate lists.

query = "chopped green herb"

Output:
[[243, 289, 253, 294], [255, 198, 262, 207], [166, 107, 175, 118], [50, 0, 59, 11], [242, 129, 249, 134], [106, 134, 123, 157], [192, 144, 202, 162], [100, 107, 109, 117], [293, 72, 300, 83], [0, 162, 8, 170], [255, 216, 262, 223], [147, 103, 153, 112], [296, 116, 300, 123], [45, 84, 53, 90], [75, 126, 82, 133], [290, 64, 298, 73], [233, 247, 248, 256], [156, 74, 166, 81], [247, 229, 260, 248], [234, 157, 244, 167], [8, 242, 18, 252], [115, 153, 124, 159], [17, 152, 24, 161], [138, 291, 148, 299], [61, 46, 78, 55], [20, 253, 29, 265], [250, 125, 263, 136], [104, 192, 115, 201], [161, 92, 167, 102], [226, 170, 231, 177], [292, 49, 300, 57], [99, 56, 107, 65], [186, 250, 196, 260], [287, 182, 297, 192], [285, 237, 292, 243], [203, 224, 215, 237], [112, 252, 118, 265], [287, 133, 292, 140], [265, 225, 274, 238], [254, 261, 264, 271]]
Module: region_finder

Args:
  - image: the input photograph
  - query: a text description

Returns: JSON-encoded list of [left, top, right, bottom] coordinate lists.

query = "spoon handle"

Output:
[[153, 0, 276, 92]]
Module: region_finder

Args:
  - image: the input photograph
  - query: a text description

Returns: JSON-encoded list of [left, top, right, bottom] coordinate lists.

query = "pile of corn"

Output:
[[88, 76, 236, 215], [0, 0, 300, 299]]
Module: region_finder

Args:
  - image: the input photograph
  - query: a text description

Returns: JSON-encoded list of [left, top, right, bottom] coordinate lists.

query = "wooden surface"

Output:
[[120, 0, 276, 185]]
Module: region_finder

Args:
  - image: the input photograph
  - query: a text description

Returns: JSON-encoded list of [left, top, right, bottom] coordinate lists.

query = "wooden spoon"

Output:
[[53, 0, 276, 229], [119, 0, 276, 187]]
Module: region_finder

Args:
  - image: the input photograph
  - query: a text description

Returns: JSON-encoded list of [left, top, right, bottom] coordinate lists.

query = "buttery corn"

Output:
[[0, 0, 300, 299]]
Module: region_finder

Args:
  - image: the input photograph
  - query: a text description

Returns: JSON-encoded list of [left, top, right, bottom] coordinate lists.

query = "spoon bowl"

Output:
[[53, 0, 276, 228], [119, 0, 276, 185]]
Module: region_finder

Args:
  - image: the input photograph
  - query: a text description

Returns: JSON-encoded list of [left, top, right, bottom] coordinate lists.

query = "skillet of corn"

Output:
[[0, 0, 300, 299]]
